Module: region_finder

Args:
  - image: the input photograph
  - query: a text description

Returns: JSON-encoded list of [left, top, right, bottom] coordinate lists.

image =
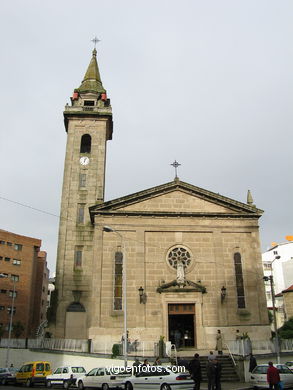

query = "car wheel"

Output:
[[1, 378, 6, 385], [125, 382, 133, 390], [25, 379, 32, 387], [46, 380, 52, 388], [78, 381, 84, 390], [160, 384, 171, 390], [63, 381, 69, 389], [101, 384, 109, 390]]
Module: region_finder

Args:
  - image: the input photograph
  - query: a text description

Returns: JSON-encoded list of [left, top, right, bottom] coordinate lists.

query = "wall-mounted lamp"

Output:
[[138, 286, 147, 304], [221, 286, 227, 301]]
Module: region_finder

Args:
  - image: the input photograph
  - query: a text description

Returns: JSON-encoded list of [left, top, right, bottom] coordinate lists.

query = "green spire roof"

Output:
[[77, 49, 106, 94]]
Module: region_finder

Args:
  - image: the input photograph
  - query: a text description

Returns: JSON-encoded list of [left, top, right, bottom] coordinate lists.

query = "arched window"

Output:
[[234, 252, 246, 308], [113, 250, 123, 310], [80, 134, 91, 153]]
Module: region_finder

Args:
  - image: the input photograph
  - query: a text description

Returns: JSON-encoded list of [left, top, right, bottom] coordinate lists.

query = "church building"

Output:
[[54, 48, 271, 350]]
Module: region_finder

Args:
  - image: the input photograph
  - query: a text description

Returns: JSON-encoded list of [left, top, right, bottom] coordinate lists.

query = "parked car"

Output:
[[16, 361, 52, 387], [250, 364, 293, 388], [46, 366, 86, 388], [0, 367, 18, 385], [285, 361, 293, 371], [123, 366, 193, 390], [77, 367, 130, 390]]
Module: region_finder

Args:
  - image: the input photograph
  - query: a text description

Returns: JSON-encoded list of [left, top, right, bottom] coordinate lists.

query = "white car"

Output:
[[123, 366, 193, 390], [77, 367, 129, 390], [46, 366, 87, 388], [250, 364, 293, 389], [285, 361, 293, 371]]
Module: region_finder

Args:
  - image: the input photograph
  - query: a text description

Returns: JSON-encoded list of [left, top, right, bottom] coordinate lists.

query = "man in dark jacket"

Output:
[[207, 360, 216, 390], [267, 362, 280, 390], [189, 353, 202, 390], [214, 359, 222, 390], [249, 353, 257, 372]]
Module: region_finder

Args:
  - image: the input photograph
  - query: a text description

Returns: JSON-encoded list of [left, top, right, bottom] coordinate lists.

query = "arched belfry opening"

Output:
[[80, 134, 91, 153], [65, 302, 87, 339]]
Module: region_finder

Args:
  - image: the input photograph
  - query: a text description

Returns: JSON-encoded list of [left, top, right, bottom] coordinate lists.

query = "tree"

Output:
[[12, 321, 25, 338], [278, 317, 293, 339]]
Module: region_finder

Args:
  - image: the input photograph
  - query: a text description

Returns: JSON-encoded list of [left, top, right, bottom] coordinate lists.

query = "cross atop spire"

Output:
[[91, 36, 101, 49], [171, 160, 181, 180]]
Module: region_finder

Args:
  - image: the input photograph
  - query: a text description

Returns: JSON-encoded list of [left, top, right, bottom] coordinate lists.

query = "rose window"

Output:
[[167, 246, 191, 270]]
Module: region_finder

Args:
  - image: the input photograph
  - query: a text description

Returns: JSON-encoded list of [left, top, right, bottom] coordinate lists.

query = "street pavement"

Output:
[[1, 384, 253, 390]]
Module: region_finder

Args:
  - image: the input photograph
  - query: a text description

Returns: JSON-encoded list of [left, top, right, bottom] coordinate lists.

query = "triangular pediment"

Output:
[[89, 180, 263, 222]]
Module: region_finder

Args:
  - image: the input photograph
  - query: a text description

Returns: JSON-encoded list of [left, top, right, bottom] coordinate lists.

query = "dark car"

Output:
[[0, 367, 18, 385]]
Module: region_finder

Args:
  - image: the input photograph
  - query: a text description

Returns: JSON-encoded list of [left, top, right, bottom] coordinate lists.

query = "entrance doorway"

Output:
[[168, 303, 195, 348]]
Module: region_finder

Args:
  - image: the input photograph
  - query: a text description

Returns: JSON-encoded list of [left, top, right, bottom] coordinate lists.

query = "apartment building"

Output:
[[0, 229, 48, 338]]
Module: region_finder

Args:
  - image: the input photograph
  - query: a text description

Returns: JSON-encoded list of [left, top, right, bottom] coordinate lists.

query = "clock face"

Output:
[[80, 156, 89, 166]]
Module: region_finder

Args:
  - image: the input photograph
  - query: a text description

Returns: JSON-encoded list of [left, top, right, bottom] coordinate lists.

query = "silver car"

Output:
[[250, 364, 293, 389], [123, 366, 193, 390], [77, 367, 129, 390]]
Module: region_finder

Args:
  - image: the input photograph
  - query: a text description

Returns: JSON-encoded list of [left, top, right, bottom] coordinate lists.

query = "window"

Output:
[[7, 307, 16, 315], [14, 244, 22, 251], [167, 246, 192, 270], [79, 173, 87, 188], [53, 368, 62, 374], [13, 259, 21, 265], [0, 290, 7, 294], [0, 256, 2, 260], [74, 248, 83, 268], [8, 290, 17, 298], [84, 100, 95, 106], [273, 250, 278, 255], [5, 257, 10, 262], [80, 134, 91, 153], [0, 306, 5, 311], [0, 240, 5, 245], [77, 205, 85, 224], [234, 252, 246, 308], [263, 262, 272, 270], [11, 275, 19, 282], [1, 273, 8, 278], [36, 363, 44, 372], [113, 250, 123, 310]]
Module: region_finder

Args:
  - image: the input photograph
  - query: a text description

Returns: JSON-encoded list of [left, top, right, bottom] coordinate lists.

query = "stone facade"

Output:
[[54, 50, 271, 349]]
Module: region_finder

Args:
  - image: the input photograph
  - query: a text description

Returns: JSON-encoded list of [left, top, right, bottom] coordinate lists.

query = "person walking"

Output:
[[249, 353, 257, 372], [267, 361, 280, 390], [216, 330, 223, 355], [206, 360, 216, 390], [189, 353, 202, 390], [214, 359, 222, 390]]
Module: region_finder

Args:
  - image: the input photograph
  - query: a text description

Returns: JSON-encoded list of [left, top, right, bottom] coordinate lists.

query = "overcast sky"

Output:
[[0, 0, 292, 272]]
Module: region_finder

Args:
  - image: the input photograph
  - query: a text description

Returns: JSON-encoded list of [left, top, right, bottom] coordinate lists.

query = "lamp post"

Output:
[[103, 226, 128, 368], [0, 273, 17, 367]]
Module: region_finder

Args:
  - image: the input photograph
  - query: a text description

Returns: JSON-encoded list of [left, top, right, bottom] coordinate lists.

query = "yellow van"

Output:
[[16, 361, 52, 386]]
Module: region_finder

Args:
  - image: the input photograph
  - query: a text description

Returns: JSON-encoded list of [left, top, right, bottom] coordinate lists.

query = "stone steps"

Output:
[[180, 355, 240, 382]]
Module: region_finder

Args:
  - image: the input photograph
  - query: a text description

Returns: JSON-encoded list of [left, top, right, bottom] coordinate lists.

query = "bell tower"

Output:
[[54, 48, 113, 337]]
